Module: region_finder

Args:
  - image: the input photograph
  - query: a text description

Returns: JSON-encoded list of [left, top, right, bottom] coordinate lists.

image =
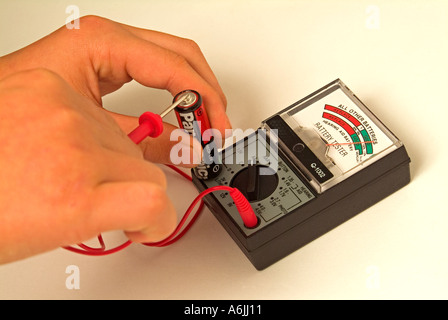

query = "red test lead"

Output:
[[127, 112, 163, 144], [127, 92, 190, 144], [63, 90, 258, 256]]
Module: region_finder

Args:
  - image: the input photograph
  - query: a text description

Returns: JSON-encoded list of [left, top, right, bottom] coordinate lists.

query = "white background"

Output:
[[0, 0, 447, 299]]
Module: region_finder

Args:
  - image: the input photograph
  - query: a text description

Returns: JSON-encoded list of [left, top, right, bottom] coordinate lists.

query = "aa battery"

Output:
[[173, 90, 222, 180]]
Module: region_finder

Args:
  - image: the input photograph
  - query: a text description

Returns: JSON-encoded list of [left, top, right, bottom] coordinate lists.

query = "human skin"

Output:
[[0, 15, 230, 264]]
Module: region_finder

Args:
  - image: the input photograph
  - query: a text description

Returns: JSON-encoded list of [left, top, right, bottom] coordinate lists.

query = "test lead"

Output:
[[64, 90, 257, 256], [127, 92, 190, 144]]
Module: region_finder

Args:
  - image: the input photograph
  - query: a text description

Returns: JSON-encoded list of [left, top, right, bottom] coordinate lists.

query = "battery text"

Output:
[[179, 112, 199, 139]]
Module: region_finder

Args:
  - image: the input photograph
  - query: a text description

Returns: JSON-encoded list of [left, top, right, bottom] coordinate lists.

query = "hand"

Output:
[[0, 69, 177, 264], [0, 16, 230, 264], [0, 15, 230, 163]]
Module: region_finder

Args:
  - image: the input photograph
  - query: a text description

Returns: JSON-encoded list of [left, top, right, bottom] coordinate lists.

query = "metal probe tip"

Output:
[[159, 92, 190, 118]]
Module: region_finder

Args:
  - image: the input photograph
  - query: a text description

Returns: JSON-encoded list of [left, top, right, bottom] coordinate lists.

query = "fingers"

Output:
[[90, 181, 177, 243], [116, 24, 227, 105], [1, 15, 231, 136], [120, 36, 231, 134], [97, 151, 168, 186], [90, 153, 177, 243], [87, 16, 231, 135]]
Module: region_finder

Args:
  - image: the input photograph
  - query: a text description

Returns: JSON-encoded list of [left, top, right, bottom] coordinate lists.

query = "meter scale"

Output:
[[323, 104, 373, 155]]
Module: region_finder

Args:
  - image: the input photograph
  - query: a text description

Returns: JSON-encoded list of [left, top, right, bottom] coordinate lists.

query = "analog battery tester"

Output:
[[66, 80, 411, 270]]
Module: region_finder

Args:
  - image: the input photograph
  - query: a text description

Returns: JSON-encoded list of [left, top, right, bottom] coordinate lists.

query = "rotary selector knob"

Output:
[[230, 164, 279, 202]]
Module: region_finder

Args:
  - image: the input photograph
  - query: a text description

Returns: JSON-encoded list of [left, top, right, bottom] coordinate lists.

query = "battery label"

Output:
[[290, 88, 395, 173]]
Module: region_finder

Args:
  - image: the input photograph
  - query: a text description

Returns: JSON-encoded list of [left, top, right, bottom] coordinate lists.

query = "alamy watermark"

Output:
[[365, 5, 380, 30], [65, 5, 80, 29], [65, 264, 80, 290], [366, 265, 380, 290], [170, 123, 279, 175]]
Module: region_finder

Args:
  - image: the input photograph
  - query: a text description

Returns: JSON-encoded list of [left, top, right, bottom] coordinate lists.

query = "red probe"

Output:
[[64, 92, 258, 256], [127, 91, 192, 143], [127, 112, 164, 144]]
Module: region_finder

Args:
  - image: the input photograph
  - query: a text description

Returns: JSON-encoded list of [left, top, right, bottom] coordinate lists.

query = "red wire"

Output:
[[165, 164, 192, 180], [62, 116, 256, 256], [63, 238, 132, 256], [63, 166, 257, 255], [78, 234, 106, 251], [62, 166, 208, 255]]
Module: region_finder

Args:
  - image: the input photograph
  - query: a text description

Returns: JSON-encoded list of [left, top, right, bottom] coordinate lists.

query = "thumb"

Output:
[[90, 181, 177, 243]]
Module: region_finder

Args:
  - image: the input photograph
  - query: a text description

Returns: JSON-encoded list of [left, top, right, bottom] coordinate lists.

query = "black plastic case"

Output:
[[192, 79, 411, 270]]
